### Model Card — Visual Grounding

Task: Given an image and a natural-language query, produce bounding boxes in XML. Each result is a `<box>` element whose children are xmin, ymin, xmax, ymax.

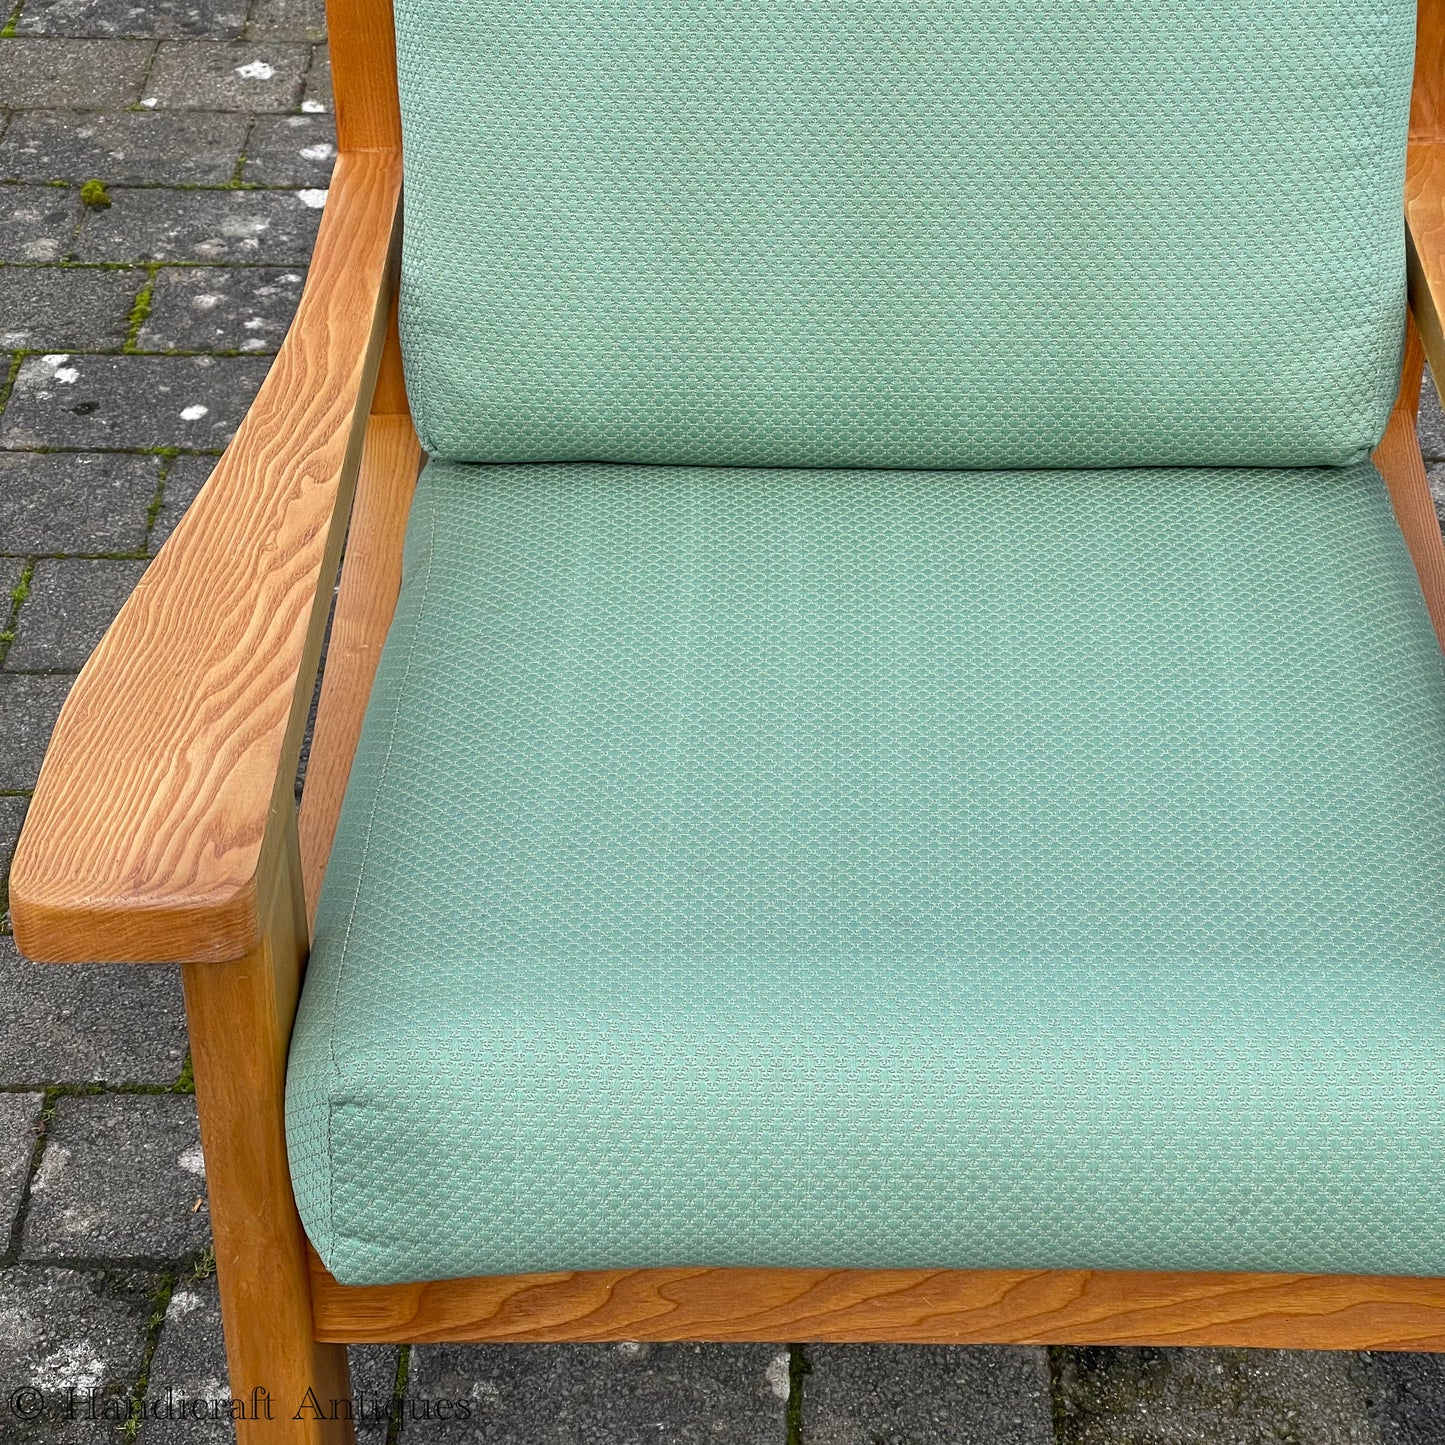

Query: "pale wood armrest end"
<box><xmin>10</xmin><ymin>149</ymin><xmax>403</xmax><ymax>965</ymax></box>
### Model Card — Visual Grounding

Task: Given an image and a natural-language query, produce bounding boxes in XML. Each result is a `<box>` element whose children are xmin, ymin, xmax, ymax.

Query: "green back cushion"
<box><xmin>395</xmin><ymin>0</ymin><xmax>1412</xmax><ymax>470</ymax></box>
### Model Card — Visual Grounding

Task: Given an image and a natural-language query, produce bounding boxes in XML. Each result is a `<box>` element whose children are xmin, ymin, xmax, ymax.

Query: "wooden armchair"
<box><xmin>13</xmin><ymin>0</ymin><xmax>1445</xmax><ymax>1438</ymax></box>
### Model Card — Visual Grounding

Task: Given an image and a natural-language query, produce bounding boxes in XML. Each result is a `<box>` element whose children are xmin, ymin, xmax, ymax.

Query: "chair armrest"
<box><xmin>9</xmin><ymin>149</ymin><xmax>403</xmax><ymax>965</ymax></box>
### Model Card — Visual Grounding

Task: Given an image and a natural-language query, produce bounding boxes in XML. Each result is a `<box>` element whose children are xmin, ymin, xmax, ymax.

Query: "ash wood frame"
<box><xmin>10</xmin><ymin>0</ymin><xmax>1445</xmax><ymax>1436</ymax></box>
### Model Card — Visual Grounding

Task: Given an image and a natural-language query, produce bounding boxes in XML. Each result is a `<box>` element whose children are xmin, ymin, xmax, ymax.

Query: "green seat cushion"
<box><xmin>395</xmin><ymin>0</ymin><xmax>1411</xmax><ymax>470</ymax></box>
<box><xmin>288</xmin><ymin>458</ymin><xmax>1445</xmax><ymax>1285</ymax></box>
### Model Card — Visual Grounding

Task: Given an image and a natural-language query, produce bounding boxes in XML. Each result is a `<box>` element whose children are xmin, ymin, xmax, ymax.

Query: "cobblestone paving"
<box><xmin>5</xmin><ymin>11</ymin><xmax>1445</xmax><ymax>1444</ymax></box>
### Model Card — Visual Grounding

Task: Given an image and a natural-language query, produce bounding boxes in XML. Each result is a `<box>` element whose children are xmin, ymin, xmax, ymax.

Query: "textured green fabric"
<box><xmin>288</xmin><ymin>457</ymin><xmax>1445</xmax><ymax>1286</ymax></box>
<box><xmin>394</xmin><ymin>0</ymin><xmax>1411</xmax><ymax>470</ymax></box>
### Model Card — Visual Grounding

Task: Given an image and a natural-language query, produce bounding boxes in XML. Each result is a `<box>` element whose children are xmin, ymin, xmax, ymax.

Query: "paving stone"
<box><xmin>0</xmin><ymin>937</ymin><xmax>187</xmax><ymax>1086</ymax></box>
<box><xmin>1366</xmin><ymin>1351</ymin><xmax>1445</xmax><ymax>1443</ymax></box>
<box><xmin>302</xmin><ymin>47</ymin><xmax>331</xmax><ymax>113</ymax></box>
<box><xmin>406</xmin><ymin>1343</ymin><xmax>787</xmax><ymax>1444</ymax></box>
<box><xmin>1052</xmin><ymin>1346</ymin><xmax>1381</xmax><ymax>1445</ymax></box>
<box><xmin>0</xmin><ymin>674</ymin><xmax>72</xmax><ymax>790</ymax></box>
<box><xmin>6</xmin><ymin>559</ymin><xmax>148</xmax><ymax>671</ymax></box>
<box><xmin>347</xmin><ymin>1345</ymin><xmax>400</xmax><ymax>1445</ymax></box>
<box><xmin>149</xmin><ymin>453</ymin><xmax>214</xmax><ymax>551</ymax></box>
<box><xmin>21</xmin><ymin>1093</ymin><xmax>208</xmax><ymax>1263</ymax></box>
<box><xmin>245</xmin><ymin>0</ymin><xmax>327</xmax><ymax>44</ymax></box>
<box><xmin>73</xmin><ymin>186</ymin><xmax>324</xmax><ymax>263</ymax></box>
<box><xmin>804</xmin><ymin>1345</ymin><xmax>1055</xmax><ymax>1445</ymax></box>
<box><xmin>0</xmin><ymin>353</ymin><xmax>270</xmax><ymax>452</ymax></box>
<box><xmin>0</xmin><ymin>1092</ymin><xmax>43</xmax><ymax>1247</ymax></box>
<box><xmin>0</xmin><ymin>39</ymin><xmax>154</xmax><ymax>109</ymax></box>
<box><xmin>138</xmin><ymin>265</ymin><xmax>304</xmax><ymax>353</ymax></box>
<box><xmin>140</xmin><ymin>1272</ymin><xmax>398</xmax><ymax>1445</ymax></box>
<box><xmin>0</xmin><ymin>187</ymin><xmax>83</xmax><ymax>264</ymax></box>
<box><xmin>138</xmin><ymin>1273</ymin><xmax>230</xmax><ymax>1445</ymax></box>
<box><xmin>1420</xmin><ymin>369</ymin><xmax>1445</xmax><ymax>463</ymax></box>
<box><xmin>241</xmin><ymin>113</ymin><xmax>335</xmax><ymax>186</ymax></box>
<box><xmin>0</xmin><ymin>266</ymin><xmax>145</xmax><ymax>352</ymax></box>
<box><xmin>0</xmin><ymin>110</ymin><xmax>248</xmax><ymax>185</ymax></box>
<box><xmin>15</xmin><ymin>0</ymin><xmax>246</xmax><ymax>39</ymax></box>
<box><xmin>0</xmin><ymin>557</ymin><xmax>24</xmax><ymax>607</ymax></box>
<box><xmin>143</xmin><ymin>41</ymin><xmax>309</xmax><ymax>111</ymax></box>
<box><xmin>0</xmin><ymin>1266</ymin><xmax>158</xmax><ymax>1442</ymax></box>
<box><xmin>0</xmin><ymin>452</ymin><xmax>158</xmax><ymax>555</ymax></box>
<box><xmin>0</xmin><ymin>794</ymin><xmax>29</xmax><ymax>926</ymax></box>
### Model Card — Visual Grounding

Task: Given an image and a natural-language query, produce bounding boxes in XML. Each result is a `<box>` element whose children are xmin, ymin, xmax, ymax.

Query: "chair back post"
<box><xmin>292</xmin><ymin>0</ymin><xmax>421</xmax><ymax>914</ymax></box>
<box><xmin>325</xmin><ymin>0</ymin><xmax>402</xmax><ymax>153</ymax></box>
<box><xmin>1415</xmin><ymin>0</ymin><xmax>1445</xmax><ymax>142</ymax></box>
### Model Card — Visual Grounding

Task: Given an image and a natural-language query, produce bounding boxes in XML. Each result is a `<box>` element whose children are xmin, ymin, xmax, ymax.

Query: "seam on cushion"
<box><xmin>321</xmin><ymin>474</ymin><xmax>440</xmax><ymax>1269</ymax></box>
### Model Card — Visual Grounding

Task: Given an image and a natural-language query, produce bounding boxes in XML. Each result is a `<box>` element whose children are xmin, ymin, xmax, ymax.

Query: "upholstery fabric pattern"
<box><xmin>394</xmin><ymin>0</ymin><xmax>1412</xmax><ymax>470</ymax></box>
<box><xmin>288</xmin><ymin>458</ymin><xmax>1445</xmax><ymax>1285</ymax></box>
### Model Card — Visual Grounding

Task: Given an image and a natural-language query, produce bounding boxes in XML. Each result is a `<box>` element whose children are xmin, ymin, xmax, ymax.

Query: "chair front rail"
<box><xmin>309</xmin><ymin>1254</ymin><xmax>1445</xmax><ymax>1353</ymax></box>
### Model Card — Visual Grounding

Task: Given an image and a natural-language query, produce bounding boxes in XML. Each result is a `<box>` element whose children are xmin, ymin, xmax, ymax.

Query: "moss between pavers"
<box><xmin>122</xmin><ymin>266</ymin><xmax>155</xmax><ymax>351</ymax></box>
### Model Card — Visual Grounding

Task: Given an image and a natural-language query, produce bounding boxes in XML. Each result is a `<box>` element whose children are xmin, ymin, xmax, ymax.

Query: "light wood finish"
<box><xmin>369</xmin><ymin>297</ymin><xmax>410</xmax><ymax>418</ymax></box>
<box><xmin>186</xmin><ymin>817</ymin><xmax>354</xmax><ymax>1443</ymax></box>
<box><xmin>1408</xmin><ymin>140</ymin><xmax>1445</xmax><ymax>390</ymax></box>
<box><xmin>297</xmin><ymin>407</ymin><xmax>423</xmax><ymax>925</ymax></box>
<box><xmin>310</xmin><ymin>1257</ymin><xmax>1445</xmax><ymax>1353</ymax></box>
<box><xmin>325</xmin><ymin>0</ymin><xmax>402</xmax><ymax>152</ymax></box>
<box><xmin>1374</xmin><ymin>312</ymin><xmax>1445</xmax><ymax>646</ymax></box>
<box><xmin>8</xmin><ymin>150</ymin><xmax>402</xmax><ymax>965</ymax></box>
<box><xmin>13</xmin><ymin>0</ymin><xmax>1445</xmax><ymax>1376</ymax></box>
<box><xmin>1413</xmin><ymin>0</ymin><xmax>1445</xmax><ymax>142</ymax></box>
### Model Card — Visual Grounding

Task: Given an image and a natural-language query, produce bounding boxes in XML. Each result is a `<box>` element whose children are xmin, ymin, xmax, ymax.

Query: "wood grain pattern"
<box><xmin>325</xmin><ymin>0</ymin><xmax>401</xmax><ymax>152</ymax></box>
<box><xmin>1413</xmin><ymin>0</ymin><xmax>1445</xmax><ymax>142</ymax></box>
<box><xmin>19</xmin><ymin>0</ymin><xmax>1445</xmax><ymax>1375</ymax></box>
<box><xmin>1373</xmin><ymin>312</ymin><xmax>1445</xmax><ymax>648</ymax></box>
<box><xmin>1408</xmin><ymin>140</ymin><xmax>1445</xmax><ymax>394</ymax></box>
<box><xmin>309</xmin><ymin>1256</ymin><xmax>1445</xmax><ymax>1353</ymax></box>
<box><xmin>368</xmin><ymin>297</ymin><xmax>410</xmax><ymax>418</ymax></box>
<box><xmin>187</xmin><ymin>818</ymin><xmax>354</xmax><ymax>1444</ymax></box>
<box><xmin>9</xmin><ymin>150</ymin><xmax>401</xmax><ymax>965</ymax></box>
<box><xmin>298</xmin><ymin>407</ymin><xmax>422</xmax><ymax>925</ymax></box>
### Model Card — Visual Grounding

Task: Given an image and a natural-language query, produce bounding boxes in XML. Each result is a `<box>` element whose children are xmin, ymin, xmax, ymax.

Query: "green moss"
<box><xmin>784</xmin><ymin>1346</ymin><xmax>809</xmax><ymax>1445</ymax></box>
<box><xmin>120</xmin><ymin>1273</ymin><xmax>178</xmax><ymax>1442</ymax></box>
<box><xmin>0</xmin><ymin>560</ymin><xmax>33</xmax><ymax>669</ymax></box>
<box><xmin>79</xmin><ymin>178</ymin><xmax>112</xmax><ymax>209</ymax></box>
<box><xmin>384</xmin><ymin>1346</ymin><xmax>411</xmax><ymax>1445</ymax></box>
<box><xmin>123</xmin><ymin>269</ymin><xmax>156</xmax><ymax>353</ymax></box>
<box><xmin>1048</xmin><ymin>1347</ymin><xmax>1073</xmax><ymax>1443</ymax></box>
<box><xmin>0</xmin><ymin>352</ymin><xmax>22</xmax><ymax>417</ymax></box>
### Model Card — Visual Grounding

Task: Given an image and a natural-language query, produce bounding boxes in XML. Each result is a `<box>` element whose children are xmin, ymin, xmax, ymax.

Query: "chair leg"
<box><xmin>181</xmin><ymin>811</ymin><xmax>355</xmax><ymax>1444</ymax></box>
